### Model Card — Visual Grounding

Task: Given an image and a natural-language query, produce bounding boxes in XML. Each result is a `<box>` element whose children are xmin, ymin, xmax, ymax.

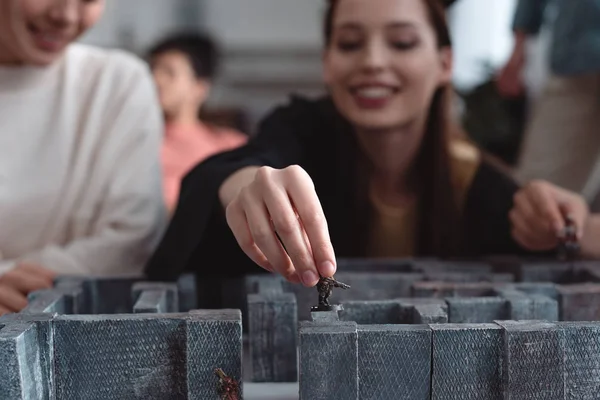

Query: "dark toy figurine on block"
<box><xmin>559</xmin><ymin>215</ymin><xmax>581</xmax><ymax>261</ymax></box>
<box><xmin>311</xmin><ymin>276</ymin><xmax>351</xmax><ymax>311</ymax></box>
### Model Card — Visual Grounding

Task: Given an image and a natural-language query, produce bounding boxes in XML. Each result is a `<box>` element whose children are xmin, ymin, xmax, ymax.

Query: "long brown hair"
<box><xmin>324</xmin><ymin>0</ymin><xmax>463</xmax><ymax>258</ymax></box>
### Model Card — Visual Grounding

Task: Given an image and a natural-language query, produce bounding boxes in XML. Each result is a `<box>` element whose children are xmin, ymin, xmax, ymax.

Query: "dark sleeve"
<box><xmin>463</xmin><ymin>161</ymin><xmax>553</xmax><ymax>257</ymax></box>
<box><xmin>145</xmin><ymin>96</ymin><xmax>328</xmax><ymax>281</ymax></box>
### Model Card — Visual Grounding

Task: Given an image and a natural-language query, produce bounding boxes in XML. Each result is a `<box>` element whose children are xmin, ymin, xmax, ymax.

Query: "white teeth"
<box><xmin>356</xmin><ymin>87</ymin><xmax>394</xmax><ymax>99</ymax></box>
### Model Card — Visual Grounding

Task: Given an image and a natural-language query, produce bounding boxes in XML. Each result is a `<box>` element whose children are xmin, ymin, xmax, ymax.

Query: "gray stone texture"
<box><xmin>398</xmin><ymin>298</ymin><xmax>449</xmax><ymax>324</ymax></box>
<box><xmin>446</xmin><ymin>297</ymin><xmax>509</xmax><ymax>323</ymax></box>
<box><xmin>0</xmin><ymin>313</ymin><xmax>57</xmax><ymax>399</ymax></box>
<box><xmin>0</xmin><ymin>322</ymin><xmax>47</xmax><ymax>400</ymax></box>
<box><xmin>339</xmin><ymin>298</ymin><xmax>448</xmax><ymax>324</ymax></box>
<box><xmin>497</xmin><ymin>321</ymin><xmax>565</xmax><ymax>400</ymax></box>
<box><xmin>299</xmin><ymin>321</ymin><xmax>358</xmax><ymax>400</ymax></box>
<box><xmin>52</xmin><ymin>314</ymin><xmax>189</xmax><ymax>400</ymax></box>
<box><xmin>47</xmin><ymin>310</ymin><xmax>242</xmax><ymax>400</ymax></box>
<box><xmin>248</xmin><ymin>292</ymin><xmax>297</xmax><ymax>382</ymax></box>
<box><xmin>311</xmin><ymin>308</ymin><xmax>343</xmax><ymax>322</ymax></box>
<box><xmin>557</xmin><ymin>283</ymin><xmax>600</xmax><ymax>321</ymax></box>
<box><xmin>187</xmin><ymin>310</ymin><xmax>243</xmax><ymax>400</ymax></box>
<box><xmin>340</xmin><ymin>301</ymin><xmax>401</xmax><ymax>324</ymax></box>
<box><xmin>506</xmin><ymin>283</ymin><xmax>559</xmax><ymax>300</ymax></box>
<box><xmin>24</xmin><ymin>289</ymin><xmax>71</xmax><ymax>314</ymax></box>
<box><xmin>133</xmin><ymin>289</ymin><xmax>169</xmax><ymax>314</ymax></box>
<box><xmin>55</xmin><ymin>276</ymin><xmax>143</xmax><ymax>314</ymax></box>
<box><xmin>411</xmin><ymin>304</ymin><xmax>449</xmax><ymax>324</ymax></box>
<box><xmin>494</xmin><ymin>288</ymin><xmax>559</xmax><ymax>321</ymax></box>
<box><xmin>358</xmin><ymin>325</ymin><xmax>431</xmax><ymax>400</ymax></box>
<box><xmin>431</xmin><ymin>324</ymin><xmax>503</xmax><ymax>400</ymax></box>
<box><xmin>412</xmin><ymin>282</ymin><xmax>503</xmax><ymax>298</ymax></box>
<box><xmin>423</xmin><ymin>271</ymin><xmax>514</xmax><ymax>283</ymax></box>
<box><xmin>54</xmin><ymin>277</ymin><xmax>91</xmax><ymax>314</ymax></box>
<box><xmin>560</xmin><ymin>322</ymin><xmax>600</xmax><ymax>400</ymax></box>
<box><xmin>176</xmin><ymin>273</ymin><xmax>197</xmax><ymax>312</ymax></box>
<box><xmin>132</xmin><ymin>282</ymin><xmax>179</xmax><ymax>313</ymax></box>
<box><xmin>518</xmin><ymin>262</ymin><xmax>574</xmax><ymax>282</ymax></box>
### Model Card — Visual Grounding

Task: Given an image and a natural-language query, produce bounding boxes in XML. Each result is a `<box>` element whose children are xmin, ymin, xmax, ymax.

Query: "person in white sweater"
<box><xmin>0</xmin><ymin>0</ymin><xmax>166</xmax><ymax>314</ymax></box>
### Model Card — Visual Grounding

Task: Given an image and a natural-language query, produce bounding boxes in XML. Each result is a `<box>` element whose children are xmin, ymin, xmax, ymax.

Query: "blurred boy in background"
<box><xmin>149</xmin><ymin>33</ymin><xmax>247</xmax><ymax>213</ymax></box>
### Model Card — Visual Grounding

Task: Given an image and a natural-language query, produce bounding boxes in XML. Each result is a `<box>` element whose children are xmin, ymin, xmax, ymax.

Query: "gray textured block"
<box><xmin>248</xmin><ymin>293</ymin><xmax>297</xmax><ymax>382</ymax></box>
<box><xmin>177</xmin><ymin>273</ymin><xmax>197</xmax><ymax>312</ymax></box>
<box><xmin>299</xmin><ymin>321</ymin><xmax>358</xmax><ymax>400</ymax></box>
<box><xmin>397</xmin><ymin>298</ymin><xmax>448</xmax><ymax>324</ymax></box>
<box><xmin>133</xmin><ymin>289</ymin><xmax>169</xmax><ymax>313</ymax></box>
<box><xmin>340</xmin><ymin>301</ymin><xmax>401</xmax><ymax>324</ymax></box>
<box><xmin>311</xmin><ymin>307</ymin><xmax>343</xmax><ymax>322</ymax></box>
<box><xmin>187</xmin><ymin>309</ymin><xmax>243</xmax><ymax>400</ymax></box>
<box><xmin>56</xmin><ymin>275</ymin><xmax>143</xmax><ymax>314</ymax></box>
<box><xmin>560</xmin><ymin>322</ymin><xmax>600</xmax><ymax>399</ymax></box>
<box><xmin>528</xmin><ymin>294</ymin><xmax>559</xmax><ymax>321</ymax></box>
<box><xmin>49</xmin><ymin>280</ymin><xmax>86</xmax><ymax>314</ymax></box>
<box><xmin>55</xmin><ymin>277</ymin><xmax>91</xmax><ymax>314</ymax></box>
<box><xmin>423</xmin><ymin>272</ymin><xmax>513</xmax><ymax>283</ymax></box>
<box><xmin>358</xmin><ymin>325</ymin><xmax>431</xmax><ymax>400</ymax></box>
<box><xmin>412</xmin><ymin>304</ymin><xmax>448</xmax><ymax>324</ymax></box>
<box><xmin>519</xmin><ymin>262</ymin><xmax>573</xmax><ymax>282</ymax></box>
<box><xmin>412</xmin><ymin>282</ymin><xmax>503</xmax><ymax>298</ymax></box>
<box><xmin>558</xmin><ymin>284</ymin><xmax>600</xmax><ymax>321</ymax></box>
<box><xmin>132</xmin><ymin>282</ymin><xmax>179</xmax><ymax>313</ymax></box>
<box><xmin>0</xmin><ymin>313</ymin><xmax>57</xmax><ymax>398</ymax></box>
<box><xmin>431</xmin><ymin>324</ymin><xmax>503</xmax><ymax>400</ymax></box>
<box><xmin>88</xmin><ymin>276</ymin><xmax>143</xmax><ymax>314</ymax></box>
<box><xmin>23</xmin><ymin>289</ymin><xmax>70</xmax><ymax>314</ymax></box>
<box><xmin>254</xmin><ymin>277</ymin><xmax>284</xmax><ymax>294</ymax></box>
<box><xmin>412</xmin><ymin>261</ymin><xmax>493</xmax><ymax>275</ymax></box>
<box><xmin>53</xmin><ymin>314</ymin><xmax>189</xmax><ymax>400</ymax></box>
<box><xmin>497</xmin><ymin>321</ymin><xmax>565</xmax><ymax>400</ymax></box>
<box><xmin>494</xmin><ymin>289</ymin><xmax>558</xmax><ymax>321</ymax></box>
<box><xmin>0</xmin><ymin>322</ymin><xmax>47</xmax><ymax>400</ymax></box>
<box><xmin>506</xmin><ymin>283</ymin><xmax>558</xmax><ymax>300</ymax></box>
<box><xmin>446</xmin><ymin>297</ymin><xmax>508</xmax><ymax>323</ymax></box>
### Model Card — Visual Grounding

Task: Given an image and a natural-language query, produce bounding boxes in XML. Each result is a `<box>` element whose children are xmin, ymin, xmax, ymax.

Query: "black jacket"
<box><xmin>146</xmin><ymin>96</ymin><xmax>534</xmax><ymax>285</ymax></box>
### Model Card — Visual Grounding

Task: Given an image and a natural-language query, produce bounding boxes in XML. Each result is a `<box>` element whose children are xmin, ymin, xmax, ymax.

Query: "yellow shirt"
<box><xmin>366</xmin><ymin>139</ymin><xmax>481</xmax><ymax>258</ymax></box>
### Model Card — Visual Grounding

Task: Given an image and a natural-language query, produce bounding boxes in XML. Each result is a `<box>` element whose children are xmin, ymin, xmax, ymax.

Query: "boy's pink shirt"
<box><xmin>162</xmin><ymin>122</ymin><xmax>247</xmax><ymax>210</ymax></box>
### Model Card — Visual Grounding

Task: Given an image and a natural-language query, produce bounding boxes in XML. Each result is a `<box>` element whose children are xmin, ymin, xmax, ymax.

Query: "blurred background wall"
<box><xmin>79</xmin><ymin>0</ymin><xmax>549</xmax><ymax>133</ymax></box>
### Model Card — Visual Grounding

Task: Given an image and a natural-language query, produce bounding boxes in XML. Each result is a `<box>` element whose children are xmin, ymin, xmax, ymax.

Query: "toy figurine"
<box><xmin>215</xmin><ymin>368</ymin><xmax>240</xmax><ymax>400</ymax></box>
<box><xmin>311</xmin><ymin>276</ymin><xmax>350</xmax><ymax>311</ymax></box>
<box><xmin>558</xmin><ymin>215</ymin><xmax>580</xmax><ymax>261</ymax></box>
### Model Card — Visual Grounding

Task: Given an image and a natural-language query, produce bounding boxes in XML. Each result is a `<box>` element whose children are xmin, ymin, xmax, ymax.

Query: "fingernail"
<box><xmin>319</xmin><ymin>261</ymin><xmax>336</xmax><ymax>277</ymax></box>
<box><xmin>302</xmin><ymin>270</ymin><xmax>318</xmax><ymax>287</ymax></box>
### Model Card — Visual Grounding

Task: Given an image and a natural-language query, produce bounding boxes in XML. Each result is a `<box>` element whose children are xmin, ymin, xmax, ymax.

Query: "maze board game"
<box><xmin>3</xmin><ymin>258</ymin><xmax>600</xmax><ymax>399</ymax></box>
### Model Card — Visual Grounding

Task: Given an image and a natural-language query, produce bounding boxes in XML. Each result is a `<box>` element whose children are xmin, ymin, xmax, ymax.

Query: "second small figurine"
<box><xmin>311</xmin><ymin>276</ymin><xmax>351</xmax><ymax>312</ymax></box>
<box><xmin>558</xmin><ymin>215</ymin><xmax>580</xmax><ymax>261</ymax></box>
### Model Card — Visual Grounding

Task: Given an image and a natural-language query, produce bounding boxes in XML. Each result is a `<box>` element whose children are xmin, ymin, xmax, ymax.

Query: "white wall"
<box><xmin>448</xmin><ymin>0</ymin><xmax>518</xmax><ymax>92</ymax></box>
<box><xmin>203</xmin><ymin>0</ymin><xmax>323</xmax><ymax>48</ymax></box>
<box><xmin>80</xmin><ymin>0</ymin><xmax>200</xmax><ymax>52</ymax></box>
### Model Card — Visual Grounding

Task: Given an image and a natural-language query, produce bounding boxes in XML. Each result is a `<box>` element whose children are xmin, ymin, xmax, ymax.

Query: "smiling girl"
<box><xmin>0</xmin><ymin>0</ymin><xmax>166</xmax><ymax>314</ymax></box>
<box><xmin>147</xmin><ymin>0</ymin><xmax>598</xmax><ymax>302</ymax></box>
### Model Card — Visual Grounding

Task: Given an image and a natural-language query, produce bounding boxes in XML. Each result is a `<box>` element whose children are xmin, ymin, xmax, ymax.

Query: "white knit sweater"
<box><xmin>0</xmin><ymin>43</ymin><xmax>166</xmax><ymax>277</ymax></box>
